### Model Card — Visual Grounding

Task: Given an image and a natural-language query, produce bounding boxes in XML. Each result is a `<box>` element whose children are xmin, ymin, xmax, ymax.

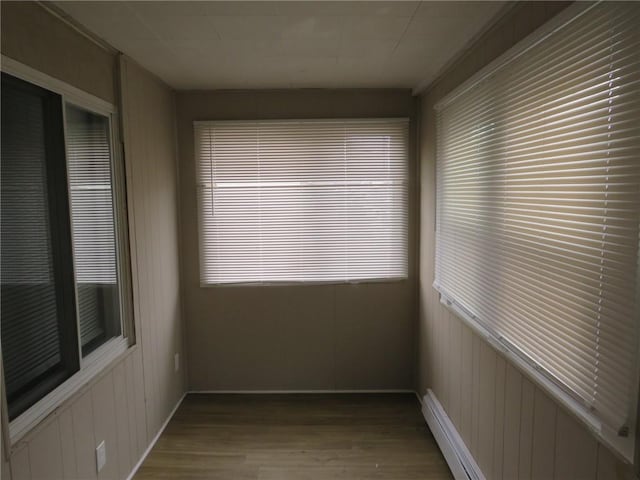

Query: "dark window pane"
<box><xmin>1</xmin><ymin>73</ymin><xmax>79</xmax><ymax>420</ymax></box>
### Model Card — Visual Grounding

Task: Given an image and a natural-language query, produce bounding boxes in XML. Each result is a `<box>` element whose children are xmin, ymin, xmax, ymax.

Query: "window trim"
<box><xmin>0</xmin><ymin>56</ymin><xmax>134</xmax><ymax>446</ymax></box>
<box><xmin>7</xmin><ymin>338</ymin><xmax>127</xmax><ymax>444</ymax></box>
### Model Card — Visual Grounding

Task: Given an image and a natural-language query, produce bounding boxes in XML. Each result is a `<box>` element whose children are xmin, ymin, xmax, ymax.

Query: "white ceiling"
<box><xmin>55</xmin><ymin>1</ymin><xmax>505</xmax><ymax>91</ymax></box>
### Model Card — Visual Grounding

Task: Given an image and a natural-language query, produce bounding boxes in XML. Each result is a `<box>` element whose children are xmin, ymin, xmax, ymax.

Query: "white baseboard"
<box><xmin>126</xmin><ymin>392</ymin><xmax>186</xmax><ymax>480</ymax></box>
<box><xmin>421</xmin><ymin>389</ymin><xmax>485</xmax><ymax>480</ymax></box>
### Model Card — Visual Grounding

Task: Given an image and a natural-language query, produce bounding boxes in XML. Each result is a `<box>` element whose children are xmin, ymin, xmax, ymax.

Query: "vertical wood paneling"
<box><xmin>531</xmin><ymin>389</ymin><xmax>557</xmax><ymax>480</ymax></box>
<box><xmin>431</xmin><ymin>295</ymin><xmax>443</xmax><ymax>405</ymax></box>
<box><xmin>112</xmin><ymin>362</ymin><xmax>132</xmax><ymax>478</ymax></box>
<box><xmin>72</xmin><ymin>391</ymin><xmax>97</xmax><ymax>480</ymax></box>
<box><xmin>121</xmin><ymin>56</ymin><xmax>185</xmax><ymax>449</ymax></box>
<box><xmin>10</xmin><ymin>445</ymin><xmax>30</xmax><ymax>480</ymax></box>
<box><xmin>0</xmin><ymin>454</ymin><xmax>11</xmax><ymax>480</ymax></box>
<box><xmin>518</xmin><ymin>379</ymin><xmax>535</xmax><ymax>480</ymax></box>
<box><xmin>118</xmin><ymin>59</ymin><xmax>147</xmax><ymax>454</ymax></box>
<box><xmin>492</xmin><ymin>356</ymin><xmax>506</xmax><ymax>480</ymax></box>
<box><xmin>58</xmin><ymin>408</ymin><xmax>77</xmax><ymax>479</ymax></box>
<box><xmin>459</xmin><ymin>323</ymin><xmax>473</xmax><ymax>442</ymax></box>
<box><xmin>596</xmin><ymin>444</ymin><xmax>634</xmax><ymax>480</ymax></box>
<box><xmin>477</xmin><ymin>342</ymin><xmax>496</xmax><ymax>479</ymax></box>
<box><xmin>28</xmin><ymin>419</ymin><xmax>63</xmax><ymax>480</ymax></box>
<box><xmin>554</xmin><ymin>408</ymin><xmax>597</xmax><ymax>480</ymax></box>
<box><xmin>426</xmin><ymin>292</ymin><xmax>437</xmax><ymax>390</ymax></box>
<box><xmin>440</xmin><ymin>311</ymin><xmax>451</xmax><ymax>411</ymax></box>
<box><xmin>2</xmin><ymin>458</ymin><xmax>12</xmax><ymax>480</ymax></box>
<box><xmin>145</xmin><ymin>117</ymin><xmax>161</xmax><ymax>433</ymax></box>
<box><xmin>420</xmin><ymin>291</ymin><xmax>433</xmax><ymax>395</ymax></box>
<box><xmin>470</xmin><ymin>334</ymin><xmax>481</xmax><ymax>458</ymax></box>
<box><xmin>502</xmin><ymin>363</ymin><xmax>522</xmax><ymax>479</ymax></box>
<box><xmin>92</xmin><ymin>374</ymin><xmax>120</xmax><ymax>480</ymax></box>
<box><xmin>124</xmin><ymin>354</ymin><xmax>140</xmax><ymax>461</ymax></box>
<box><xmin>132</xmin><ymin>348</ymin><xmax>148</xmax><ymax>455</ymax></box>
<box><xmin>448</xmin><ymin>314</ymin><xmax>462</xmax><ymax>430</ymax></box>
<box><xmin>130</xmin><ymin>69</ymin><xmax>159</xmax><ymax>441</ymax></box>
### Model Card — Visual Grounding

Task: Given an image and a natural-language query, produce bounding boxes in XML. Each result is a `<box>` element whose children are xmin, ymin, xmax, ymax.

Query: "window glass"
<box><xmin>195</xmin><ymin>119</ymin><xmax>409</xmax><ymax>284</ymax></box>
<box><xmin>0</xmin><ymin>72</ymin><xmax>127</xmax><ymax>423</ymax></box>
<box><xmin>1</xmin><ymin>73</ymin><xmax>79</xmax><ymax>420</ymax></box>
<box><xmin>65</xmin><ymin>104</ymin><xmax>121</xmax><ymax>356</ymax></box>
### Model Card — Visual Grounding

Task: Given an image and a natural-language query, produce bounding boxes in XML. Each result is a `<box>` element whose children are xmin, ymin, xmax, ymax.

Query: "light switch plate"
<box><xmin>174</xmin><ymin>353</ymin><xmax>180</xmax><ymax>372</ymax></box>
<box><xmin>96</xmin><ymin>440</ymin><xmax>106</xmax><ymax>472</ymax></box>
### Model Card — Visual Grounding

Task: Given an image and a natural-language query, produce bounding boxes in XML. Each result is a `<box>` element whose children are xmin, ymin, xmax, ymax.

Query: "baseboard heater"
<box><xmin>421</xmin><ymin>389</ymin><xmax>485</xmax><ymax>480</ymax></box>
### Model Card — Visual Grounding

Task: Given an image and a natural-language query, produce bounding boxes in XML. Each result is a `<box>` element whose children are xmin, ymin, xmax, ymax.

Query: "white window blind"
<box><xmin>1</xmin><ymin>81</ymin><xmax>63</xmax><ymax>411</ymax></box>
<box><xmin>434</xmin><ymin>2</ymin><xmax>640</xmax><ymax>460</ymax></box>
<box><xmin>66</xmin><ymin>104</ymin><xmax>117</xmax><ymax>285</ymax></box>
<box><xmin>195</xmin><ymin>118</ymin><xmax>409</xmax><ymax>284</ymax></box>
<box><xmin>66</xmin><ymin>104</ymin><xmax>121</xmax><ymax>353</ymax></box>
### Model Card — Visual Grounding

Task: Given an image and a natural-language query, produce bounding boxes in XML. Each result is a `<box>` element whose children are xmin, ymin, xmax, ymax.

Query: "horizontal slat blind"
<box><xmin>195</xmin><ymin>118</ymin><xmax>408</xmax><ymax>284</ymax></box>
<box><xmin>66</xmin><ymin>105</ymin><xmax>117</xmax><ymax>284</ymax></box>
<box><xmin>435</xmin><ymin>2</ymin><xmax>640</xmax><ymax>455</ymax></box>
<box><xmin>66</xmin><ymin>104</ymin><xmax>119</xmax><ymax>349</ymax></box>
<box><xmin>0</xmin><ymin>81</ymin><xmax>63</xmax><ymax>403</ymax></box>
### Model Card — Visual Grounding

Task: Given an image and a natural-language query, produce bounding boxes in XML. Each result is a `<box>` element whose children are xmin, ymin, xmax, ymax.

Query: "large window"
<box><xmin>434</xmin><ymin>3</ymin><xmax>640</xmax><ymax>461</ymax></box>
<box><xmin>66</xmin><ymin>104</ymin><xmax>122</xmax><ymax>356</ymax></box>
<box><xmin>195</xmin><ymin>118</ymin><xmax>409</xmax><ymax>285</ymax></box>
<box><xmin>1</xmin><ymin>70</ymin><xmax>129</xmax><ymax>434</ymax></box>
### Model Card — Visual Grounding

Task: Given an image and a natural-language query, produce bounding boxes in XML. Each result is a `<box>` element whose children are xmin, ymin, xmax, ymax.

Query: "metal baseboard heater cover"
<box><xmin>421</xmin><ymin>389</ymin><xmax>485</xmax><ymax>480</ymax></box>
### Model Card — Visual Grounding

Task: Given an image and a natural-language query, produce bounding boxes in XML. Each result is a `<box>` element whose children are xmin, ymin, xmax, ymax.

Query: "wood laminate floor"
<box><xmin>135</xmin><ymin>393</ymin><xmax>454</xmax><ymax>479</ymax></box>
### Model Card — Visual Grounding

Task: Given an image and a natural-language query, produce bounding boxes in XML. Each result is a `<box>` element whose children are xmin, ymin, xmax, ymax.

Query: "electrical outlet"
<box><xmin>96</xmin><ymin>441</ymin><xmax>106</xmax><ymax>472</ymax></box>
<box><xmin>174</xmin><ymin>353</ymin><xmax>180</xmax><ymax>372</ymax></box>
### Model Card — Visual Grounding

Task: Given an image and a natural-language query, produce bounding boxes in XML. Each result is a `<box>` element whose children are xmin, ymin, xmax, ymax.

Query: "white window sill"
<box><xmin>433</xmin><ymin>281</ymin><xmax>636</xmax><ymax>464</ymax></box>
<box><xmin>9</xmin><ymin>336</ymin><xmax>128</xmax><ymax>445</ymax></box>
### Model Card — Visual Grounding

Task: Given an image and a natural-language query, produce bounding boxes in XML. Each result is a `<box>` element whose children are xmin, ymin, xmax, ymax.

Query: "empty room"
<box><xmin>0</xmin><ymin>1</ymin><xmax>638</xmax><ymax>479</ymax></box>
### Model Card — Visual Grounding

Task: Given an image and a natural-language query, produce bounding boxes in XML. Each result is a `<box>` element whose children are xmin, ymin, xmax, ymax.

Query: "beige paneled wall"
<box><xmin>119</xmin><ymin>57</ymin><xmax>186</xmax><ymax>440</ymax></box>
<box><xmin>0</xmin><ymin>2</ymin><xmax>116</xmax><ymax>104</ymax></box>
<box><xmin>176</xmin><ymin>90</ymin><xmax>418</xmax><ymax>391</ymax></box>
<box><xmin>4</xmin><ymin>347</ymin><xmax>148</xmax><ymax>480</ymax></box>
<box><xmin>418</xmin><ymin>2</ymin><xmax>633</xmax><ymax>479</ymax></box>
<box><xmin>1</xmin><ymin>3</ymin><xmax>185</xmax><ymax>479</ymax></box>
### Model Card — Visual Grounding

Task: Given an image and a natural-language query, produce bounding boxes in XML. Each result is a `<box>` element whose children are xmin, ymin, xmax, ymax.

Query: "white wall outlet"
<box><xmin>96</xmin><ymin>440</ymin><xmax>106</xmax><ymax>472</ymax></box>
<box><xmin>174</xmin><ymin>352</ymin><xmax>180</xmax><ymax>372</ymax></box>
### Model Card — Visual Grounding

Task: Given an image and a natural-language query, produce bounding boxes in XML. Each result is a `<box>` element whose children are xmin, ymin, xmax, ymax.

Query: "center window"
<box><xmin>194</xmin><ymin>118</ymin><xmax>409</xmax><ymax>285</ymax></box>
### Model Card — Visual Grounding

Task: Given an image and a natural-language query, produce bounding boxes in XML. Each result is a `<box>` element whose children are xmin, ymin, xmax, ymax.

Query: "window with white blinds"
<box><xmin>66</xmin><ymin>104</ymin><xmax>121</xmax><ymax>355</ymax></box>
<box><xmin>0</xmin><ymin>68</ymin><xmax>129</xmax><ymax>430</ymax></box>
<box><xmin>434</xmin><ymin>2</ymin><xmax>640</xmax><ymax>460</ymax></box>
<box><xmin>0</xmin><ymin>76</ymin><xmax>73</xmax><ymax>421</ymax></box>
<box><xmin>195</xmin><ymin>118</ymin><xmax>409</xmax><ymax>284</ymax></box>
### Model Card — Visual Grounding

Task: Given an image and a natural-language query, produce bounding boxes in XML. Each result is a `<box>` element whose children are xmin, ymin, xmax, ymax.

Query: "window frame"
<box><xmin>194</xmin><ymin>117</ymin><xmax>410</xmax><ymax>287</ymax></box>
<box><xmin>0</xmin><ymin>55</ymin><xmax>134</xmax><ymax>445</ymax></box>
